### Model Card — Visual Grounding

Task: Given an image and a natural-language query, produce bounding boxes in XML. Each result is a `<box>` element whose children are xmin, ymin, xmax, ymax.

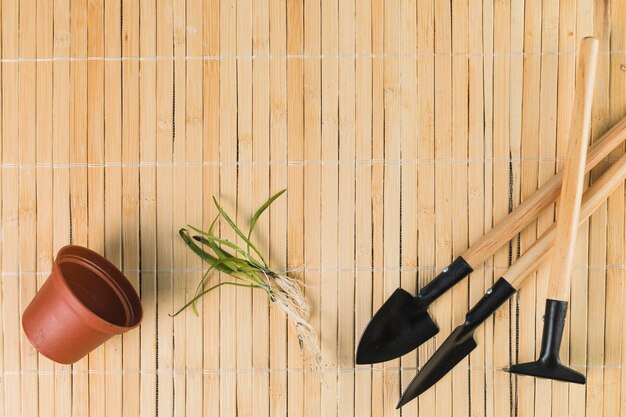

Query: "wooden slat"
<box><xmin>354</xmin><ymin>0</ymin><xmax>373</xmax><ymax>412</ymax></box>
<box><xmin>451</xmin><ymin>0</ymin><xmax>469</xmax><ymax>414</ymax></box>
<box><xmin>400</xmin><ymin>0</ymin><xmax>418</xmax><ymax>413</ymax></box>
<box><xmin>468</xmin><ymin>0</ymin><xmax>486</xmax><ymax>415</ymax></box>
<box><xmin>218</xmin><ymin>0</ymin><xmax>238</xmax><ymax>415</ymax></box>
<box><xmin>517</xmin><ymin>0</ymin><xmax>542</xmax><ymax>415</ymax></box>
<box><xmin>104</xmin><ymin>1</ymin><xmax>123</xmax><ymax>415</ymax></box>
<box><xmin>202</xmin><ymin>0</ymin><xmax>220</xmax><ymax>414</ymax></box>
<box><xmin>570</xmin><ymin>3</ymin><xmax>594</xmax><ymax>417</ymax></box>
<box><xmin>35</xmin><ymin>0</ymin><xmax>54</xmax><ymax>414</ymax></box>
<box><xmin>556</xmin><ymin>5</ymin><xmax>582</xmax><ymax>416</ymax></box>
<box><xmin>509</xmin><ymin>0</ymin><xmax>524</xmax><ymax>408</ymax></box>
<box><xmin>184</xmin><ymin>0</ymin><xmax>203</xmax><ymax>413</ymax></box>
<box><xmin>52</xmin><ymin>0</ymin><xmax>72</xmax><ymax>412</ymax></box>
<box><xmin>70</xmin><ymin>0</ymin><xmax>90</xmax><ymax>411</ymax></box>
<box><xmin>287</xmin><ymin>0</ymin><xmax>305</xmax><ymax>415</ymax></box>
<box><xmin>492</xmin><ymin>0</ymin><xmax>512</xmax><ymax>414</ymax></box>
<box><xmin>510</xmin><ymin>0</ymin><xmax>524</xmax><ymax>271</ymax></box>
<box><xmin>269</xmin><ymin>0</ymin><xmax>288</xmax><ymax>415</ymax></box>
<box><xmin>2</xmin><ymin>0</ymin><xmax>21</xmax><ymax>414</ymax></box>
<box><xmin>87</xmin><ymin>1</ymin><xmax>106</xmax><ymax>416</ymax></box>
<box><xmin>535</xmin><ymin>0</ymin><xmax>561</xmax><ymax>414</ymax></box>
<box><xmin>609</xmin><ymin>3</ymin><xmax>626</xmax><ymax>417</ymax></box>
<box><xmin>320</xmin><ymin>0</ymin><xmax>339</xmax><ymax>413</ymax></box>
<box><xmin>383</xmin><ymin>0</ymin><xmax>401</xmax><ymax>414</ymax></box>
<box><xmin>338</xmin><ymin>0</ymin><xmax>355</xmax><ymax>413</ymax></box>
<box><xmin>139</xmin><ymin>0</ymin><xmax>158</xmax><ymax>414</ymax></box>
<box><xmin>303</xmin><ymin>0</ymin><xmax>322</xmax><ymax>413</ymax></box>
<box><xmin>433</xmin><ymin>0</ymin><xmax>453</xmax><ymax>414</ymax></box>
<box><xmin>0</xmin><ymin>0</ymin><xmax>8</xmax><ymax>410</ymax></box>
<box><xmin>172</xmin><ymin>0</ymin><xmax>187</xmax><ymax>413</ymax></box>
<box><xmin>252</xmin><ymin>0</ymin><xmax>270</xmax><ymax>415</ymax></box>
<box><xmin>416</xmin><ymin>0</ymin><xmax>435</xmax><ymax>415</ymax></box>
<box><xmin>121</xmin><ymin>0</ymin><xmax>141</xmax><ymax>413</ymax></box>
<box><xmin>370</xmin><ymin>0</ymin><xmax>384</xmax><ymax>413</ymax></box>
<box><xmin>155</xmin><ymin>0</ymin><xmax>175</xmax><ymax>414</ymax></box>
<box><xmin>482</xmin><ymin>0</ymin><xmax>495</xmax><ymax>413</ymax></box>
<box><xmin>18</xmin><ymin>0</ymin><xmax>38</xmax><ymax>411</ymax></box>
<box><xmin>586</xmin><ymin>2</ymin><xmax>611</xmax><ymax>416</ymax></box>
<box><xmin>235</xmin><ymin>0</ymin><xmax>253</xmax><ymax>414</ymax></box>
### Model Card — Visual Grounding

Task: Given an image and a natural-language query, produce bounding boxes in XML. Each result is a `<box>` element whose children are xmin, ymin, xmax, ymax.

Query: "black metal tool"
<box><xmin>396</xmin><ymin>278</ymin><xmax>515</xmax><ymax>408</ymax></box>
<box><xmin>508</xmin><ymin>37</ymin><xmax>598</xmax><ymax>385</ymax></box>
<box><xmin>356</xmin><ymin>257</ymin><xmax>470</xmax><ymax>364</ymax></box>
<box><xmin>398</xmin><ymin>149</ymin><xmax>626</xmax><ymax>405</ymax></box>
<box><xmin>356</xmin><ymin>108</ymin><xmax>626</xmax><ymax>365</ymax></box>
<box><xmin>507</xmin><ymin>300</ymin><xmax>585</xmax><ymax>383</ymax></box>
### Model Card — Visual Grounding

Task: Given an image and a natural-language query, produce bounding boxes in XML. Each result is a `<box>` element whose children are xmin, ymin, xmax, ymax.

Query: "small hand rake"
<box><xmin>506</xmin><ymin>36</ymin><xmax>598</xmax><ymax>384</ymax></box>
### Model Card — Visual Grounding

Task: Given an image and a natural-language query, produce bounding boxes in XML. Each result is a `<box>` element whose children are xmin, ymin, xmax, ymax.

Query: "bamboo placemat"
<box><xmin>1</xmin><ymin>0</ymin><xmax>625</xmax><ymax>416</ymax></box>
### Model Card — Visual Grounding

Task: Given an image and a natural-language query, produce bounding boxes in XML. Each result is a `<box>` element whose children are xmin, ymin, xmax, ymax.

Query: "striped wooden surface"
<box><xmin>1</xmin><ymin>0</ymin><xmax>625</xmax><ymax>416</ymax></box>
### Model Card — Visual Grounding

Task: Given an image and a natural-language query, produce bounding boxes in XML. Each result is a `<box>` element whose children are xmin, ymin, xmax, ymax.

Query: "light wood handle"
<box><xmin>462</xmin><ymin>114</ymin><xmax>626</xmax><ymax>267</ymax></box>
<box><xmin>546</xmin><ymin>37</ymin><xmax>598</xmax><ymax>301</ymax></box>
<box><xmin>507</xmin><ymin>149</ymin><xmax>626</xmax><ymax>288</ymax></box>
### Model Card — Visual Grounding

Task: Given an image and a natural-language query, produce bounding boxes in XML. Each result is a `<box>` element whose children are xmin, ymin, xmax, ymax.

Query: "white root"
<box><xmin>269</xmin><ymin>273</ymin><xmax>322</xmax><ymax>369</ymax></box>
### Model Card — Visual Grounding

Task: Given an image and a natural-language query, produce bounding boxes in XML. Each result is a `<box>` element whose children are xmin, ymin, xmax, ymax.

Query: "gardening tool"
<box><xmin>357</xmin><ymin>119</ymin><xmax>626</xmax><ymax>365</ymax></box>
<box><xmin>507</xmin><ymin>37</ymin><xmax>598</xmax><ymax>384</ymax></box>
<box><xmin>398</xmin><ymin>128</ymin><xmax>626</xmax><ymax>407</ymax></box>
<box><xmin>397</xmin><ymin>37</ymin><xmax>600</xmax><ymax>407</ymax></box>
<box><xmin>354</xmin><ymin>36</ymin><xmax>618</xmax><ymax>365</ymax></box>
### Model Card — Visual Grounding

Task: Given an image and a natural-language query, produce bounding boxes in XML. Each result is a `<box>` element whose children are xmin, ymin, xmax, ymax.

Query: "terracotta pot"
<box><xmin>22</xmin><ymin>245</ymin><xmax>142</xmax><ymax>364</ymax></box>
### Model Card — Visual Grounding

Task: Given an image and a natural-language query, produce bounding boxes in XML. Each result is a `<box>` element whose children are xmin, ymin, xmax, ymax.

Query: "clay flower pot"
<box><xmin>22</xmin><ymin>245</ymin><xmax>142</xmax><ymax>364</ymax></box>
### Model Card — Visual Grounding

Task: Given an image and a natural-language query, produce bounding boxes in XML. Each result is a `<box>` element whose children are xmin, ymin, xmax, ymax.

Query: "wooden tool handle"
<box><xmin>506</xmin><ymin>149</ymin><xmax>626</xmax><ymax>289</ymax></box>
<box><xmin>462</xmin><ymin>114</ymin><xmax>626</xmax><ymax>268</ymax></box>
<box><xmin>546</xmin><ymin>37</ymin><xmax>598</xmax><ymax>301</ymax></box>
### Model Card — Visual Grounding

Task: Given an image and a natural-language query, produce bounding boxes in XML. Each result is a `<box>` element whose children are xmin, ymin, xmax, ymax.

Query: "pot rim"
<box><xmin>53</xmin><ymin>245</ymin><xmax>143</xmax><ymax>334</ymax></box>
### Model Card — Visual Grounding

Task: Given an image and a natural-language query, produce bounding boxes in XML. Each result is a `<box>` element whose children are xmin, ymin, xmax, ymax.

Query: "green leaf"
<box><xmin>247</xmin><ymin>189</ymin><xmax>286</xmax><ymax>240</ymax></box>
<box><xmin>177</xmin><ymin>191</ymin><xmax>286</xmax><ymax>318</ymax></box>
<box><xmin>189</xmin><ymin>226</ymin><xmax>265</xmax><ymax>269</ymax></box>
<box><xmin>188</xmin><ymin>257</ymin><xmax>258</xmax><ymax>314</ymax></box>
<box><xmin>208</xmin><ymin>213</ymin><xmax>220</xmax><ymax>235</ymax></box>
<box><xmin>189</xmin><ymin>226</ymin><xmax>246</xmax><ymax>255</ymax></box>
<box><xmin>179</xmin><ymin>229</ymin><xmax>234</xmax><ymax>275</ymax></box>
<box><xmin>171</xmin><ymin>281</ymin><xmax>261</xmax><ymax>317</ymax></box>
<box><xmin>192</xmin><ymin>234</ymin><xmax>238</xmax><ymax>268</ymax></box>
<box><xmin>191</xmin><ymin>268</ymin><xmax>212</xmax><ymax>315</ymax></box>
<box><xmin>192</xmin><ymin>236</ymin><xmax>264</xmax><ymax>278</ymax></box>
<box><xmin>181</xmin><ymin>228</ymin><xmax>236</xmax><ymax>313</ymax></box>
<box><xmin>194</xmin><ymin>257</ymin><xmax>231</xmax><ymax>289</ymax></box>
<box><xmin>212</xmin><ymin>197</ymin><xmax>267</xmax><ymax>266</ymax></box>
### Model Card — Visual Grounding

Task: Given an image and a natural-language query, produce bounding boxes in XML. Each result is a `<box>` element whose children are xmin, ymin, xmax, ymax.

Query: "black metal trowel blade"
<box><xmin>397</xmin><ymin>277</ymin><xmax>517</xmax><ymax>408</ymax></box>
<box><xmin>397</xmin><ymin>326</ymin><xmax>477</xmax><ymax>408</ymax></box>
<box><xmin>356</xmin><ymin>257</ymin><xmax>473</xmax><ymax>364</ymax></box>
<box><xmin>356</xmin><ymin>288</ymin><xmax>438</xmax><ymax>364</ymax></box>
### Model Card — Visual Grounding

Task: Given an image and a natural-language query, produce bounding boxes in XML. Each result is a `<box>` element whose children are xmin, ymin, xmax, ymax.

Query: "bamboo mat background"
<box><xmin>1</xmin><ymin>0</ymin><xmax>625</xmax><ymax>415</ymax></box>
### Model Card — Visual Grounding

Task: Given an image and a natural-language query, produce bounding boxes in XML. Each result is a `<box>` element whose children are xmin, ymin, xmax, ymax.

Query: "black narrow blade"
<box><xmin>397</xmin><ymin>326</ymin><xmax>477</xmax><ymax>408</ymax></box>
<box><xmin>356</xmin><ymin>288</ymin><xmax>439</xmax><ymax>364</ymax></box>
<box><xmin>508</xmin><ymin>361</ymin><xmax>586</xmax><ymax>384</ymax></box>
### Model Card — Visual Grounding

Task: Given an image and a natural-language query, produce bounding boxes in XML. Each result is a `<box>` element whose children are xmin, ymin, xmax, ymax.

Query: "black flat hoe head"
<box><xmin>507</xmin><ymin>300</ymin><xmax>586</xmax><ymax>384</ymax></box>
<box><xmin>397</xmin><ymin>278</ymin><xmax>516</xmax><ymax>408</ymax></box>
<box><xmin>356</xmin><ymin>257</ymin><xmax>473</xmax><ymax>364</ymax></box>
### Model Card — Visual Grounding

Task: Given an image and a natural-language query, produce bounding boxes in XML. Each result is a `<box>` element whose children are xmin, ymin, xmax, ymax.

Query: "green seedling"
<box><xmin>172</xmin><ymin>189</ymin><xmax>320</xmax><ymax>363</ymax></box>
